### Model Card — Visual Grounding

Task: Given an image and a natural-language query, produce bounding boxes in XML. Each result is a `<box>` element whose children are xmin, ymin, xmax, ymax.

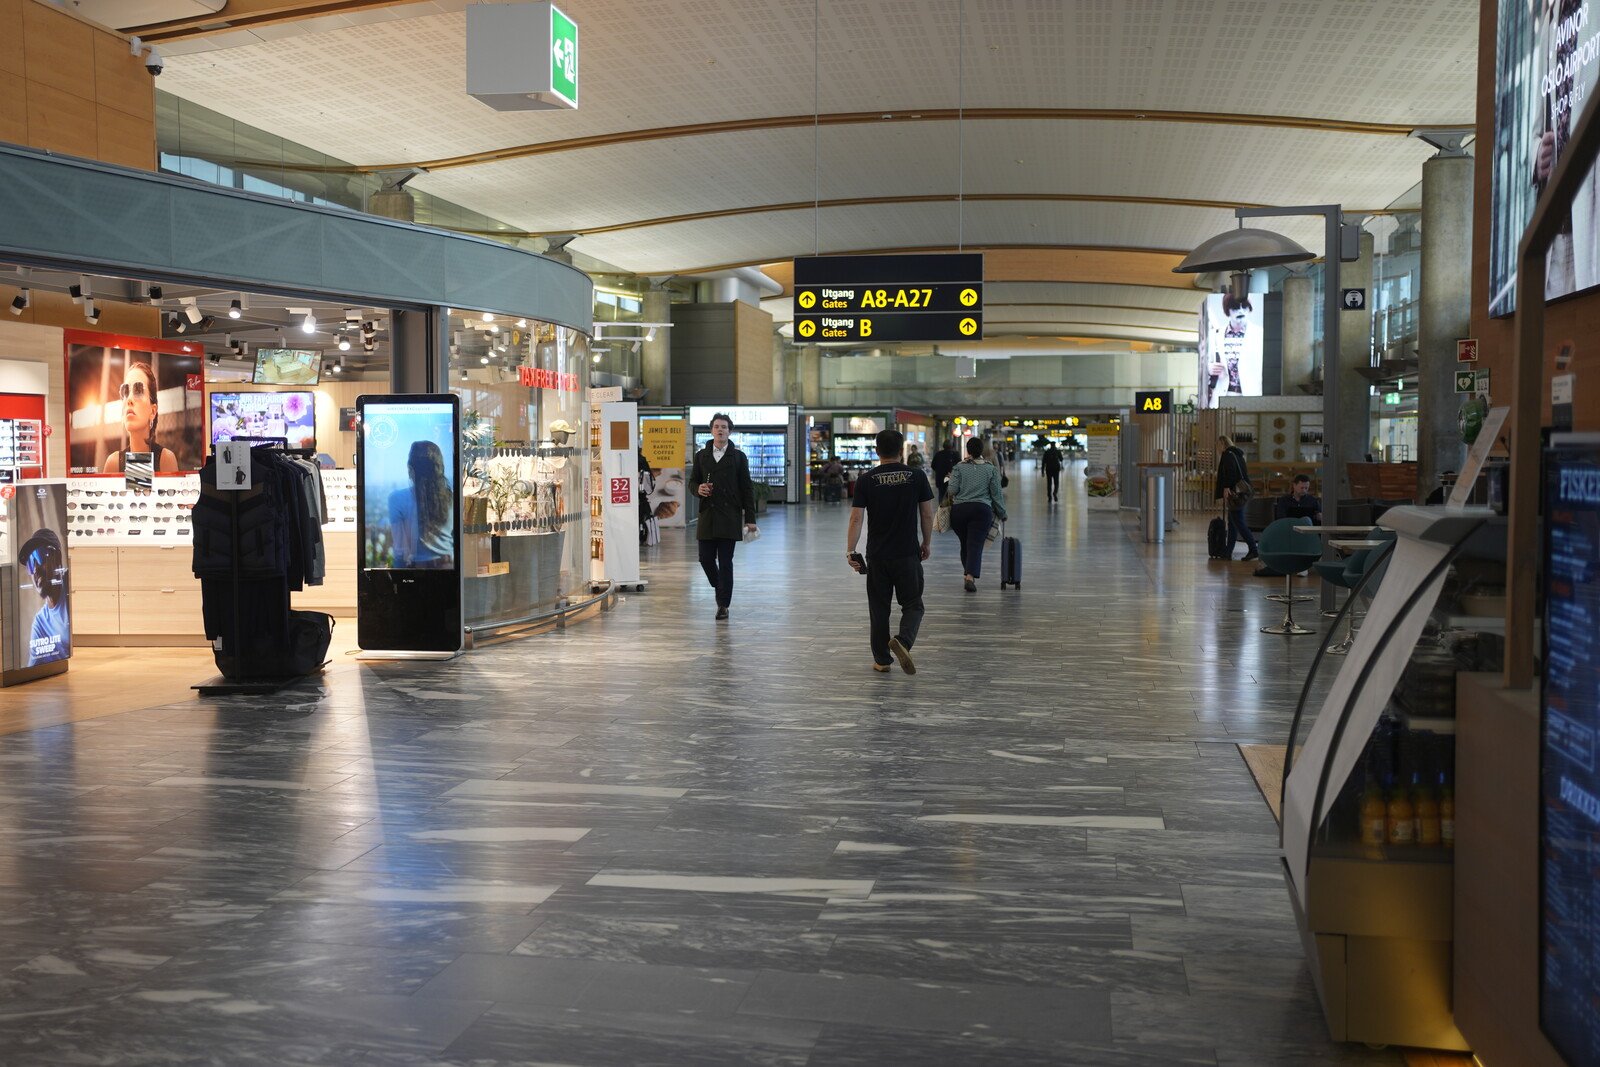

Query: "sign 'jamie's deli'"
<box><xmin>793</xmin><ymin>253</ymin><xmax>982</xmax><ymax>343</ymax></box>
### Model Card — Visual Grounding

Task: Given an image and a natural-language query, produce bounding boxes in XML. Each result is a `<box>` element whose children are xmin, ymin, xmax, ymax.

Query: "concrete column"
<box><xmin>641</xmin><ymin>287</ymin><xmax>671</xmax><ymax>405</ymax></box>
<box><xmin>799</xmin><ymin>346</ymin><xmax>822</xmax><ymax>409</ymax></box>
<box><xmin>1281</xmin><ymin>274</ymin><xmax>1314</xmax><ymax>393</ymax></box>
<box><xmin>1337</xmin><ymin>231</ymin><xmax>1375</xmax><ymax>488</ymax></box>
<box><xmin>1418</xmin><ymin>152</ymin><xmax>1473</xmax><ymax>497</ymax></box>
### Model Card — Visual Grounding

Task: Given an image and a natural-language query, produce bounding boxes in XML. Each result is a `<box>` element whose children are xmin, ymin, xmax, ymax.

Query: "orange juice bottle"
<box><xmin>1414</xmin><ymin>774</ymin><xmax>1441</xmax><ymax>847</ymax></box>
<box><xmin>1386</xmin><ymin>784</ymin><xmax>1415</xmax><ymax>848</ymax></box>
<box><xmin>1360</xmin><ymin>782</ymin><xmax>1387</xmax><ymax>849</ymax></box>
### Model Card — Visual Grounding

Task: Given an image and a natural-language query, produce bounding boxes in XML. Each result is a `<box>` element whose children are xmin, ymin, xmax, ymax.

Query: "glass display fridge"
<box><xmin>827</xmin><ymin>412</ymin><xmax>889</xmax><ymax>494</ymax></box>
<box><xmin>686</xmin><ymin>405</ymin><xmax>805</xmax><ymax>504</ymax></box>
<box><xmin>1279</xmin><ymin>505</ymin><xmax>1504</xmax><ymax>1052</ymax></box>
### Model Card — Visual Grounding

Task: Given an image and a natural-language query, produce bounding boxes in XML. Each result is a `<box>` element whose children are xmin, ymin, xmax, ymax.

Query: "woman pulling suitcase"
<box><xmin>943</xmin><ymin>437</ymin><xmax>1007</xmax><ymax>592</ymax></box>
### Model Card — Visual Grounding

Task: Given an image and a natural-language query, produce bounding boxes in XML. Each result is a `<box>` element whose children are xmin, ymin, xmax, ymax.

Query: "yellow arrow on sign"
<box><xmin>797</xmin><ymin>291</ymin><xmax>816</xmax><ymax>309</ymax></box>
<box><xmin>960</xmin><ymin>288</ymin><xmax>978</xmax><ymax>307</ymax></box>
<box><xmin>959</xmin><ymin>317</ymin><xmax>978</xmax><ymax>336</ymax></box>
<box><xmin>798</xmin><ymin>320</ymin><xmax>816</xmax><ymax>338</ymax></box>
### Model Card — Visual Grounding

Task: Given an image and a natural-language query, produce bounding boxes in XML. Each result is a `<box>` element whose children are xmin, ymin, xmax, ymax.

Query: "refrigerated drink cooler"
<box><xmin>687</xmin><ymin>405</ymin><xmax>806</xmax><ymax>504</ymax></box>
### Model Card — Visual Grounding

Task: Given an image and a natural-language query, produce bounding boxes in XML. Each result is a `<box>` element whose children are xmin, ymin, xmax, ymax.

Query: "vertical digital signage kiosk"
<box><xmin>356</xmin><ymin>394</ymin><xmax>463</xmax><ymax>655</ymax></box>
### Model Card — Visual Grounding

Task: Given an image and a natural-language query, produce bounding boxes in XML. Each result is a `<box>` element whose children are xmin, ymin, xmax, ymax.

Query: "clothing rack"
<box><xmin>193</xmin><ymin>438</ymin><xmax>327</xmax><ymax>697</ymax></box>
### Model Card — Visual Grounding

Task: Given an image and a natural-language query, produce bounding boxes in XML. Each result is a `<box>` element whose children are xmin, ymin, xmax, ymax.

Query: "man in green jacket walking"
<box><xmin>689</xmin><ymin>412</ymin><xmax>758</xmax><ymax>620</ymax></box>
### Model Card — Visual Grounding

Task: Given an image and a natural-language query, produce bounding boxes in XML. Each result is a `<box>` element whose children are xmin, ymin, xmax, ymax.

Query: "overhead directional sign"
<box><xmin>1134</xmin><ymin>390</ymin><xmax>1173</xmax><ymax>414</ymax></box>
<box><xmin>793</xmin><ymin>253</ymin><xmax>982</xmax><ymax>343</ymax></box>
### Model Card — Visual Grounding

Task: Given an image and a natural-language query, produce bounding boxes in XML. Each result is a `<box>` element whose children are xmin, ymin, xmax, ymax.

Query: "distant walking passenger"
<box><xmin>847</xmin><ymin>429</ymin><xmax>934</xmax><ymax>674</ymax></box>
<box><xmin>689</xmin><ymin>413</ymin><xmax>758</xmax><ymax>620</ymax></box>
<box><xmin>1042</xmin><ymin>442</ymin><xmax>1063</xmax><ymax>503</ymax></box>
<box><xmin>1214</xmin><ymin>434</ymin><xmax>1259</xmax><ymax>562</ymax></box>
<box><xmin>946</xmin><ymin>437</ymin><xmax>1007</xmax><ymax>592</ymax></box>
<box><xmin>931</xmin><ymin>440</ymin><xmax>960</xmax><ymax>501</ymax></box>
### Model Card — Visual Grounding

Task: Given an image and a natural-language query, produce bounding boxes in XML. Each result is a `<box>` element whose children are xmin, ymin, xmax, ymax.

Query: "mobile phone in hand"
<box><xmin>849</xmin><ymin>552</ymin><xmax>866</xmax><ymax>574</ymax></box>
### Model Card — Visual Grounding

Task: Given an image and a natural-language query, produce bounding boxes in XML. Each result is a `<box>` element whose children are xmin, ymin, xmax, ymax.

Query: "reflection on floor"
<box><xmin>0</xmin><ymin>461</ymin><xmax>1420</xmax><ymax>1065</ymax></box>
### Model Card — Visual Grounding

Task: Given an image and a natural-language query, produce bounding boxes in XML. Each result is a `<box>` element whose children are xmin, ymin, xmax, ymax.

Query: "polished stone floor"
<box><xmin>0</xmin><ymin>459</ymin><xmax>1393</xmax><ymax>1065</ymax></box>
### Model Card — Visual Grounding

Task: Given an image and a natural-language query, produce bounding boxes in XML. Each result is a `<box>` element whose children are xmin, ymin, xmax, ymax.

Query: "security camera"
<box><xmin>144</xmin><ymin>47</ymin><xmax>164</xmax><ymax>76</ymax></box>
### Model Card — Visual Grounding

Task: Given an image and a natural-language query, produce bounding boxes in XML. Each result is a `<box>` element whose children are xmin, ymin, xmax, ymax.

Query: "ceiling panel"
<box><xmin>984</xmin><ymin>283</ymin><xmax>1205</xmax><ymax>313</ymax></box>
<box><xmin>161</xmin><ymin>1</ymin><xmax>1475</xmax><ymax>170</ymax></box>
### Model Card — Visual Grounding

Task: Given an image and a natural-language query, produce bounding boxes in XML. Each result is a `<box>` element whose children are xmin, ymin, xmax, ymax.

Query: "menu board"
<box><xmin>1542</xmin><ymin>438</ymin><xmax>1600</xmax><ymax>1065</ymax></box>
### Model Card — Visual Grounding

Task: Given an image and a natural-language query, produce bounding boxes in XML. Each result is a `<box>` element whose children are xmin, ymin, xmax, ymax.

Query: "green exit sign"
<box><xmin>467</xmin><ymin>2</ymin><xmax>579</xmax><ymax>112</ymax></box>
<box><xmin>549</xmin><ymin>4</ymin><xmax>578</xmax><ymax>108</ymax></box>
<box><xmin>1383</xmin><ymin>392</ymin><xmax>1401</xmax><ymax>405</ymax></box>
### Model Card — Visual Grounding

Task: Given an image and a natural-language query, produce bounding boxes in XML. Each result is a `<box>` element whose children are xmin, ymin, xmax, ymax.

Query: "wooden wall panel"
<box><xmin>7</xmin><ymin>0</ymin><xmax>156</xmax><ymax>171</ymax></box>
<box><xmin>733</xmin><ymin>301</ymin><xmax>775</xmax><ymax>404</ymax></box>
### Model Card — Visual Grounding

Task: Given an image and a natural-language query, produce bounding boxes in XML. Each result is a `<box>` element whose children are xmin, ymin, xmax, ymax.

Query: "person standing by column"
<box><xmin>1214</xmin><ymin>434</ymin><xmax>1259</xmax><ymax>562</ymax></box>
<box><xmin>846</xmin><ymin>429</ymin><xmax>933</xmax><ymax>674</ymax></box>
<box><xmin>689</xmin><ymin>413</ymin><xmax>757</xmax><ymax>620</ymax></box>
<box><xmin>1042</xmin><ymin>441</ymin><xmax>1063</xmax><ymax>504</ymax></box>
<box><xmin>946</xmin><ymin>436</ymin><xmax>1007</xmax><ymax>592</ymax></box>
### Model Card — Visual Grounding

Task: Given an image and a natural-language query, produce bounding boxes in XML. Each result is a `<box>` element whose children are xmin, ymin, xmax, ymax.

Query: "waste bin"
<box><xmin>1144</xmin><ymin>473</ymin><xmax>1166</xmax><ymax>543</ymax></box>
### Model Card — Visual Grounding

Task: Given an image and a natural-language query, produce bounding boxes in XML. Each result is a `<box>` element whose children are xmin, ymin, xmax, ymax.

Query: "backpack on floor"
<box><xmin>1207</xmin><ymin>516</ymin><xmax>1230</xmax><ymax>560</ymax></box>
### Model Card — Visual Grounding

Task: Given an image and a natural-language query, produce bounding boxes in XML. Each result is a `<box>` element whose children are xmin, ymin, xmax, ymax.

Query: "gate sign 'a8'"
<box><xmin>1135</xmin><ymin>390</ymin><xmax>1173</xmax><ymax>414</ymax></box>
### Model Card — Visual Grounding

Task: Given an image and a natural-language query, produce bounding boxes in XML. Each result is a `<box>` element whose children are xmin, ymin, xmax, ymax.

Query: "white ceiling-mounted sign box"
<box><xmin>467</xmin><ymin>2</ymin><xmax>579</xmax><ymax>112</ymax></box>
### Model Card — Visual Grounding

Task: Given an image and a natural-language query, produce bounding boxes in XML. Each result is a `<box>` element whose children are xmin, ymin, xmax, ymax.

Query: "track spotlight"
<box><xmin>228</xmin><ymin>298</ymin><xmax>241</xmax><ymax>319</ymax></box>
<box><xmin>482</xmin><ymin>312</ymin><xmax>495</xmax><ymax>322</ymax></box>
<box><xmin>208</xmin><ymin>354</ymin><xmax>221</xmax><ymax>366</ymax></box>
<box><xmin>299</xmin><ymin>312</ymin><xmax>316</xmax><ymax>335</ymax></box>
<box><xmin>9</xmin><ymin>289</ymin><xmax>28</xmax><ymax>315</ymax></box>
<box><xmin>147</xmin><ymin>284</ymin><xmax>163</xmax><ymax>303</ymax></box>
<box><xmin>85</xmin><ymin>302</ymin><xmax>100</xmax><ymax>325</ymax></box>
<box><xmin>488</xmin><ymin>323</ymin><xmax>500</xmax><ymax>334</ymax></box>
<box><xmin>591</xmin><ymin>352</ymin><xmax>602</xmax><ymax>363</ymax></box>
<box><xmin>361</xmin><ymin>320</ymin><xmax>377</xmax><ymax>337</ymax></box>
<box><xmin>69</xmin><ymin>281</ymin><xmax>85</xmax><ymax>304</ymax></box>
<box><xmin>460</xmin><ymin>365</ymin><xmax>469</xmax><ymax>380</ymax></box>
<box><xmin>195</xmin><ymin>315</ymin><xmax>215</xmax><ymax>332</ymax></box>
<box><xmin>337</xmin><ymin>335</ymin><xmax>351</xmax><ymax>351</ymax></box>
<box><xmin>515</xmin><ymin>318</ymin><xmax>527</xmax><ymax>328</ymax></box>
<box><xmin>182</xmin><ymin>300</ymin><xmax>203</xmax><ymax>324</ymax></box>
<box><xmin>172</xmin><ymin>316</ymin><xmax>187</xmax><ymax>334</ymax></box>
<box><xmin>480</xmin><ymin>355</ymin><xmax>490</xmax><ymax>365</ymax></box>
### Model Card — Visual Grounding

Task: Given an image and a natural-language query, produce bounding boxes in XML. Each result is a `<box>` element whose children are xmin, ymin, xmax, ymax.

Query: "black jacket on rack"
<box><xmin>193</xmin><ymin>445</ymin><xmax>331</xmax><ymax>680</ymax></box>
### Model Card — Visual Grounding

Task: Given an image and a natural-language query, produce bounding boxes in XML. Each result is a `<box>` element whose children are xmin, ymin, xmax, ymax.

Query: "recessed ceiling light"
<box><xmin>482</xmin><ymin>312</ymin><xmax>495</xmax><ymax>322</ymax></box>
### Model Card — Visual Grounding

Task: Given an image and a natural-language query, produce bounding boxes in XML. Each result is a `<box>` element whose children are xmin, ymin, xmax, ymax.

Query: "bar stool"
<box><xmin>1257</xmin><ymin>517</ymin><xmax>1321</xmax><ymax>635</ymax></box>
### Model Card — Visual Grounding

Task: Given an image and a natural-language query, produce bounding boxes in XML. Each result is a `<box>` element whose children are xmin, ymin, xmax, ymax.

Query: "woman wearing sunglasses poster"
<box><xmin>102</xmin><ymin>361</ymin><xmax>180</xmax><ymax>474</ymax></box>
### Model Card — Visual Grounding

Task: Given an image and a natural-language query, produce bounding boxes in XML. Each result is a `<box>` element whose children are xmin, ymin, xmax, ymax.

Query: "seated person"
<box><xmin>1275</xmin><ymin>474</ymin><xmax>1323</xmax><ymax>524</ymax></box>
<box><xmin>1255</xmin><ymin>475</ymin><xmax>1322</xmax><ymax>578</ymax></box>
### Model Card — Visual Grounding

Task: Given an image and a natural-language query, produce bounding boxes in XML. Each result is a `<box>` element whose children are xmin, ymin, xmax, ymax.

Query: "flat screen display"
<box><xmin>14</xmin><ymin>483</ymin><xmax>69</xmax><ymax>669</ymax></box>
<box><xmin>252</xmin><ymin>348</ymin><xmax>320</xmax><ymax>385</ymax></box>
<box><xmin>1197</xmin><ymin>293</ymin><xmax>1263</xmax><ymax>409</ymax></box>
<box><xmin>360</xmin><ymin>400</ymin><xmax>457</xmax><ymax>570</ymax></box>
<box><xmin>209</xmin><ymin>392</ymin><xmax>316</xmax><ymax>451</ymax></box>
<box><xmin>1541</xmin><ymin>437</ymin><xmax>1600</xmax><ymax>1065</ymax></box>
<box><xmin>1490</xmin><ymin>1</ymin><xmax>1600</xmax><ymax>316</ymax></box>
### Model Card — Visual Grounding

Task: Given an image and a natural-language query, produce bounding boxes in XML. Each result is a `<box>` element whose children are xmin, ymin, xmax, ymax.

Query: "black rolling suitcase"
<box><xmin>1207</xmin><ymin>512</ymin><xmax>1230</xmax><ymax>559</ymax></box>
<box><xmin>999</xmin><ymin>522</ymin><xmax>1021</xmax><ymax>589</ymax></box>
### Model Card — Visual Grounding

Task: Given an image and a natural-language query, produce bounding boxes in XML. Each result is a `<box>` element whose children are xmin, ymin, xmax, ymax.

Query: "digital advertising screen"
<box><xmin>209</xmin><ymin>392</ymin><xmax>316</xmax><ymax>451</ymax></box>
<box><xmin>1490</xmin><ymin>0</ymin><xmax>1600</xmax><ymax>316</ymax></box>
<box><xmin>360</xmin><ymin>400</ymin><xmax>457</xmax><ymax>571</ymax></box>
<box><xmin>65</xmin><ymin>330</ymin><xmax>205</xmax><ymax>475</ymax></box>
<box><xmin>1541</xmin><ymin>438</ymin><xmax>1600</xmax><ymax>1065</ymax></box>
<box><xmin>13</xmin><ymin>483</ymin><xmax>70</xmax><ymax>669</ymax></box>
<box><xmin>252</xmin><ymin>348</ymin><xmax>321</xmax><ymax>385</ymax></box>
<box><xmin>1197</xmin><ymin>293</ymin><xmax>1263</xmax><ymax>409</ymax></box>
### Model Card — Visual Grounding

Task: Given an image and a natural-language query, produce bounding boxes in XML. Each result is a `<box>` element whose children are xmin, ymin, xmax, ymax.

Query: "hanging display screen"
<box><xmin>209</xmin><ymin>392</ymin><xmax>316</xmax><ymax>451</ymax></box>
<box><xmin>252</xmin><ymin>348</ymin><xmax>321</xmax><ymax>385</ymax></box>
<box><xmin>1541</xmin><ymin>436</ymin><xmax>1600</xmax><ymax>1065</ymax></box>
<box><xmin>1490</xmin><ymin>0</ymin><xmax>1600</xmax><ymax>316</ymax></box>
<box><xmin>1197</xmin><ymin>293</ymin><xmax>1264</xmax><ymax>409</ymax></box>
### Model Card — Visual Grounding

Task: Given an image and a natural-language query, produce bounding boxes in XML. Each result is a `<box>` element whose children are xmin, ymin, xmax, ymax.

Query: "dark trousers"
<box><xmin>1226</xmin><ymin>506</ymin><xmax>1259</xmax><ymax>557</ymax></box>
<box><xmin>866</xmin><ymin>554</ymin><xmax>924</xmax><ymax>666</ymax></box>
<box><xmin>1045</xmin><ymin>470</ymin><xmax>1061</xmax><ymax>499</ymax></box>
<box><xmin>950</xmin><ymin>501</ymin><xmax>994</xmax><ymax>578</ymax></box>
<box><xmin>698</xmin><ymin>538</ymin><xmax>737</xmax><ymax>607</ymax></box>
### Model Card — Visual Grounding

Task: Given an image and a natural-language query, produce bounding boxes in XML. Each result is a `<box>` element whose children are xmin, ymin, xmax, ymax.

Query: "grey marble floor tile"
<box><xmin>805</xmin><ymin>1024</ymin><xmax>1220</xmax><ymax>1067</ymax></box>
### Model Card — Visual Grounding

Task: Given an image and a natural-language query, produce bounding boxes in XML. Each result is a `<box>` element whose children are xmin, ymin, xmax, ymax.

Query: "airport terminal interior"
<box><xmin>0</xmin><ymin>0</ymin><xmax>1592</xmax><ymax>1064</ymax></box>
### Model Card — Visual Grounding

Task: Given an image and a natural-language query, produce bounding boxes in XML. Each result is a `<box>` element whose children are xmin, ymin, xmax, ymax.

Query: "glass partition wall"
<box><xmin>449</xmin><ymin>310</ymin><xmax>591</xmax><ymax>631</ymax></box>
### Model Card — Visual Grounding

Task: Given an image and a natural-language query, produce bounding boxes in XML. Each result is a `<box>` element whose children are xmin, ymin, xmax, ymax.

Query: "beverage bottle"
<box><xmin>1439</xmin><ymin>773</ymin><xmax>1455</xmax><ymax>850</ymax></box>
<box><xmin>1386</xmin><ymin>780</ymin><xmax>1415</xmax><ymax>848</ymax></box>
<box><xmin>1360</xmin><ymin>780</ymin><xmax>1387</xmax><ymax>849</ymax></box>
<box><xmin>1414</xmin><ymin>772</ymin><xmax>1441</xmax><ymax>847</ymax></box>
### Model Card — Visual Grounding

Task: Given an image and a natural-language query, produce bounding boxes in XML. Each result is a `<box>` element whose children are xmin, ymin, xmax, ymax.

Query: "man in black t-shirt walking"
<box><xmin>846</xmin><ymin>429</ymin><xmax>935</xmax><ymax>674</ymax></box>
